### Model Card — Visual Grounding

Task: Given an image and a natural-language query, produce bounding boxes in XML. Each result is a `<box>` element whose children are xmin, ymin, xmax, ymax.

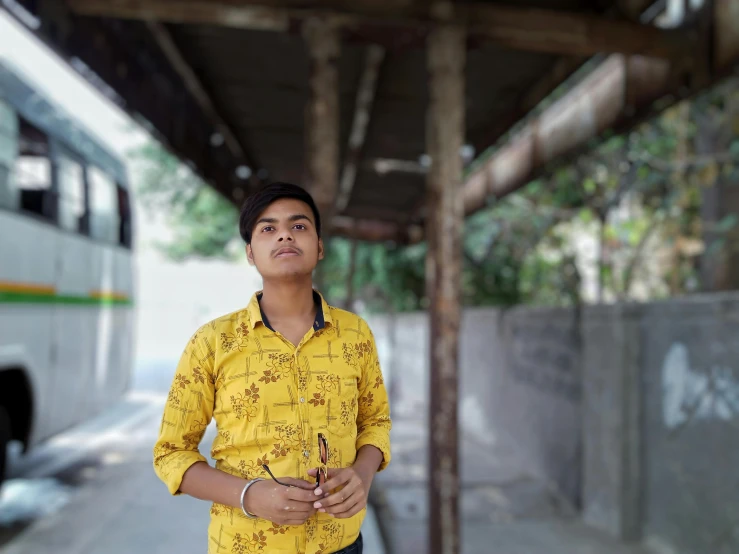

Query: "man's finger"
<box><xmin>283</xmin><ymin>499</ymin><xmax>317</xmax><ymax>513</ymax></box>
<box><xmin>316</xmin><ymin>479</ymin><xmax>361</xmax><ymax>509</ymax></box>
<box><xmin>279</xmin><ymin>477</ymin><xmax>317</xmax><ymax>490</ymax></box>
<box><xmin>334</xmin><ymin>501</ymin><xmax>365</xmax><ymax>519</ymax></box>
<box><xmin>282</xmin><ymin>509</ymin><xmax>316</xmax><ymax>522</ymax></box>
<box><xmin>315</xmin><ymin>470</ymin><xmax>353</xmax><ymax>496</ymax></box>
<box><xmin>286</xmin><ymin>486</ymin><xmax>321</xmax><ymax>503</ymax></box>
<box><xmin>324</xmin><ymin>493</ymin><xmax>361</xmax><ymax>517</ymax></box>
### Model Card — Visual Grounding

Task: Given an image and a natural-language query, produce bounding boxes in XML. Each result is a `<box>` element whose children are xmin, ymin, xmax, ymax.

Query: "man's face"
<box><xmin>246</xmin><ymin>198</ymin><xmax>323</xmax><ymax>280</ymax></box>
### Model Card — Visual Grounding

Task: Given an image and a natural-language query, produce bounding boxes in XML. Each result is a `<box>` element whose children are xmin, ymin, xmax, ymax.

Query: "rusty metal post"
<box><xmin>426</xmin><ymin>21</ymin><xmax>465</xmax><ymax>554</ymax></box>
<box><xmin>303</xmin><ymin>17</ymin><xmax>340</xmax><ymax>227</ymax></box>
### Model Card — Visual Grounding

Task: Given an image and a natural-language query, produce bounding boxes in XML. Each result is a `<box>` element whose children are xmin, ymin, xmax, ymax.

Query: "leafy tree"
<box><xmin>128</xmin><ymin>140</ymin><xmax>240</xmax><ymax>261</ymax></box>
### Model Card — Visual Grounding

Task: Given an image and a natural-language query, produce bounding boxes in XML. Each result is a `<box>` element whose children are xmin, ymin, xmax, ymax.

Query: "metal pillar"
<box><xmin>426</xmin><ymin>22</ymin><xmax>465</xmax><ymax>554</ymax></box>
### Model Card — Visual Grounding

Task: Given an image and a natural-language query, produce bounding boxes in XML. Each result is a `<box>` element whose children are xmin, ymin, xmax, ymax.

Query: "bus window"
<box><xmin>117</xmin><ymin>185</ymin><xmax>133</xmax><ymax>249</ymax></box>
<box><xmin>57</xmin><ymin>153</ymin><xmax>87</xmax><ymax>234</ymax></box>
<box><xmin>88</xmin><ymin>165</ymin><xmax>118</xmax><ymax>243</ymax></box>
<box><xmin>16</xmin><ymin>119</ymin><xmax>54</xmax><ymax>220</ymax></box>
<box><xmin>0</xmin><ymin>99</ymin><xmax>18</xmax><ymax>210</ymax></box>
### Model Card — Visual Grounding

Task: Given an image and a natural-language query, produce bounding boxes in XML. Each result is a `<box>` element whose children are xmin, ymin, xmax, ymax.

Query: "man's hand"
<box><xmin>245</xmin><ymin>477</ymin><xmax>318</xmax><ymax>525</ymax></box>
<box><xmin>307</xmin><ymin>467</ymin><xmax>370</xmax><ymax>519</ymax></box>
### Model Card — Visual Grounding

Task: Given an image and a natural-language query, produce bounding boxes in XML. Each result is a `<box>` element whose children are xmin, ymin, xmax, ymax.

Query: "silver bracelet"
<box><xmin>240</xmin><ymin>478</ymin><xmax>263</xmax><ymax>519</ymax></box>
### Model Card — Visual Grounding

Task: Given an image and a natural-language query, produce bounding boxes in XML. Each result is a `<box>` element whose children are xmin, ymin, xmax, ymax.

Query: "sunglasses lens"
<box><xmin>318</xmin><ymin>433</ymin><xmax>328</xmax><ymax>464</ymax></box>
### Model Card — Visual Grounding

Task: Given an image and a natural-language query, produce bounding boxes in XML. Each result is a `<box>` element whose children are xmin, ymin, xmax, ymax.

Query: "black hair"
<box><xmin>239</xmin><ymin>182</ymin><xmax>322</xmax><ymax>244</ymax></box>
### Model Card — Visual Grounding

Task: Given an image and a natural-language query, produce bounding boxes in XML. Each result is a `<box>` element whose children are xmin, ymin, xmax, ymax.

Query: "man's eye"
<box><xmin>262</xmin><ymin>226</ymin><xmax>274</xmax><ymax>232</ymax></box>
<box><xmin>294</xmin><ymin>224</ymin><xmax>306</xmax><ymax>230</ymax></box>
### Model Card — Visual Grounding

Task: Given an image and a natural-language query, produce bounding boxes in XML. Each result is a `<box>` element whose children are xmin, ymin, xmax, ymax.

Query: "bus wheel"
<box><xmin>0</xmin><ymin>406</ymin><xmax>9</xmax><ymax>488</ymax></box>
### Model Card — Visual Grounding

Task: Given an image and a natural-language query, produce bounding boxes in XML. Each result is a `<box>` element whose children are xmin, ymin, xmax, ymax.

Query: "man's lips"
<box><xmin>274</xmin><ymin>247</ymin><xmax>300</xmax><ymax>258</ymax></box>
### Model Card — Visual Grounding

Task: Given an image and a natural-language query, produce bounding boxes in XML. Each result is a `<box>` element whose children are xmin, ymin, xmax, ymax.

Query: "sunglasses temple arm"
<box><xmin>262</xmin><ymin>464</ymin><xmax>292</xmax><ymax>487</ymax></box>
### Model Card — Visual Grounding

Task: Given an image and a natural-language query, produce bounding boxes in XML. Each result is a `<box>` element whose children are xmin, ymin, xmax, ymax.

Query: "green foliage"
<box><xmin>319</xmin><ymin>239</ymin><xmax>427</xmax><ymax>312</ymax></box>
<box><xmin>128</xmin><ymin>140</ymin><xmax>240</xmax><ymax>261</ymax></box>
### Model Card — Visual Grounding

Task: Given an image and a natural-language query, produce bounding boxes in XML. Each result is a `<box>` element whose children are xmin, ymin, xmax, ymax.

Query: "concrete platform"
<box><xmin>371</xmin><ymin>418</ymin><xmax>650</xmax><ymax>554</ymax></box>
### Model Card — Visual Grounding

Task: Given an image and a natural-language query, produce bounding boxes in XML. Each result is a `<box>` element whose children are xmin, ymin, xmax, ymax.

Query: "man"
<box><xmin>154</xmin><ymin>182</ymin><xmax>391</xmax><ymax>554</ymax></box>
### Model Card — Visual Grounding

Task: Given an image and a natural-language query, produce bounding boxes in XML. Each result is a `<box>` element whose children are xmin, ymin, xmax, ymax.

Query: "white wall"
<box><xmin>134</xmin><ymin>251</ymin><xmax>263</xmax><ymax>362</ymax></box>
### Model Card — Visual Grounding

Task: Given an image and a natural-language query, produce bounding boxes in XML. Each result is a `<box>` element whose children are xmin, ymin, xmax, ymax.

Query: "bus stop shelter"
<box><xmin>8</xmin><ymin>1</ymin><xmax>739</xmax><ymax>552</ymax></box>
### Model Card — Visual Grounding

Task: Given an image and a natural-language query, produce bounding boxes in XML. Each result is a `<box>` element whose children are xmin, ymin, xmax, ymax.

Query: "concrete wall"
<box><xmin>370</xmin><ymin>291</ymin><xmax>739</xmax><ymax>554</ymax></box>
<box><xmin>582</xmin><ymin>293</ymin><xmax>739</xmax><ymax>554</ymax></box>
<box><xmin>582</xmin><ymin>304</ymin><xmax>643</xmax><ymax>540</ymax></box>
<box><xmin>497</xmin><ymin>308</ymin><xmax>583</xmax><ymax>504</ymax></box>
<box><xmin>367</xmin><ymin>306</ymin><xmax>583</xmax><ymax>504</ymax></box>
<box><xmin>639</xmin><ymin>295</ymin><xmax>739</xmax><ymax>554</ymax></box>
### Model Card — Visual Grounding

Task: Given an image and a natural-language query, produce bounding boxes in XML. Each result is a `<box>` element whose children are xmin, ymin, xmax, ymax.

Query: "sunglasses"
<box><xmin>262</xmin><ymin>433</ymin><xmax>329</xmax><ymax>489</ymax></box>
<box><xmin>317</xmin><ymin>432</ymin><xmax>329</xmax><ymax>487</ymax></box>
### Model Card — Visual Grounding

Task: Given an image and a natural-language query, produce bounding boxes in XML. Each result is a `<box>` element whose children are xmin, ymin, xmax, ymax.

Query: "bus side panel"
<box><xmin>0</xmin><ymin>211</ymin><xmax>55</xmax><ymax>445</ymax></box>
<box><xmin>112</xmin><ymin>248</ymin><xmax>134</xmax><ymax>405</ymax></box>
<box><xmin>50</xmin><ymin>231</ymin><xmax>94</xmax><ymax>434</ymax></box>
<box><xmin>83</xmin><ymin>240</ymin><xmax>110</xmax><ymax>421</ymax></box>
<box><xmin>85</xmin><ymin>243</ymin><xmax>134</xmax><ymax>418</ymax></box>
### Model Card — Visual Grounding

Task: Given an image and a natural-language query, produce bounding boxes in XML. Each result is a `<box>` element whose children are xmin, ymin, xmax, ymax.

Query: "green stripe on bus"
<box><xmin>0</xmin><ymin>291</ymin><xmax>132</xmax><ymax>306</ymax></box>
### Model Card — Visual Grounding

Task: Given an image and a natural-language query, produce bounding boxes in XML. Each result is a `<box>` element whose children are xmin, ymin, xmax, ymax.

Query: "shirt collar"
<box><xmin>247</xmin><ymin>289</ymin><xmax>332</xmax><ymax>332</ymax></box>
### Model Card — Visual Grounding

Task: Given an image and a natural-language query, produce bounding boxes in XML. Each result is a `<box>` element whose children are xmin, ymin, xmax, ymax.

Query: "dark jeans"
<box><xmin>334</xmin><ymin>533</ymin><xmax>363</xmax><ymax>554</ymax></box>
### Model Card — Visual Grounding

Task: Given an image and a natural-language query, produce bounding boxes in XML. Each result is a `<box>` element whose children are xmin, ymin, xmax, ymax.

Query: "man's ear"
<box><xmin>246</xmin><ymin>244</ymin><xmax>255</xmax><ymax>266</ymax></box>
<box><xmin>317</xmin><ymin>238</ymin><xmax>324</xmax><ymax>261</ymax></box>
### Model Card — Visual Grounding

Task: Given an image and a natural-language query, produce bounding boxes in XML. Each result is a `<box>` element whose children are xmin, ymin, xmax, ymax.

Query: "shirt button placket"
<box><xmin>295</xmin><ymin>351</ymin><xmax>309</xmax><ymax>472</ymax></box>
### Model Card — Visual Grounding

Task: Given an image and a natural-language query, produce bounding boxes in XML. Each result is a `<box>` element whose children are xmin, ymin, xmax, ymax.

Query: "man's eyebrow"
<box><xmin>255</xmin><ymin>214</ymin><xmax>313</xmax><ymax>226</ymax></box>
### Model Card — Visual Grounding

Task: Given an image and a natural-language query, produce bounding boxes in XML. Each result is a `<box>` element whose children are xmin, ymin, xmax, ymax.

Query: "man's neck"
<box><xmin>259</xmin><ymin>279</ymin><xmax>317</xmax><ymax>325</ymax></box>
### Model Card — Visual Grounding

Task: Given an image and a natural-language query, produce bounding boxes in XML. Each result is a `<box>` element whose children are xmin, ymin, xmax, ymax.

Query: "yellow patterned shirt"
<box><xmin>153</xmin><ymin>290</ymin><xmax>392</xmax><ymax>554</ymax></box>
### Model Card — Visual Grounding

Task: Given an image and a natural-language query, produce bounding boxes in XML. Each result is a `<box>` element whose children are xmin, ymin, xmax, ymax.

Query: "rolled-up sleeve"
<box><xmin>153</xmin><ymin>326</ymin><xmax>215</xmax><ymax>495</ymax></box>
<box><xmin>355</xmin><ymin>321</ymin><xmax>392</xmax><ymax>471</ymax></box>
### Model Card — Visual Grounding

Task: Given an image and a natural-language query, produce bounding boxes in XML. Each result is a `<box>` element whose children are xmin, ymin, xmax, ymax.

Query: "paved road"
<box><xmin>0</xmin><ymin>359</ymin><xmax>385</xmax><ymax>554</ymax></box>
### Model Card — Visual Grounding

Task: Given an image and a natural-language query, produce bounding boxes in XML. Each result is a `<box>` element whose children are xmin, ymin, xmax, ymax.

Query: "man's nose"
<box><xmin>277</xmin><ymin>229</ymin><xmax>294</xmax><ymax>242</ymax></box>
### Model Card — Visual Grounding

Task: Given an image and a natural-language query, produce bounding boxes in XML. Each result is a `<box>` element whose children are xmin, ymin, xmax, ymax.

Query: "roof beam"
<box><xmin>462</xmin><ymin>54</ymin><xmax>676</xmax><ymax>213</ymax></box>
<box><xmin>714</xmin><ymin>0</ymin><xmax>739</xmax><ymax>73</ymax></box>
<box><xmin>331</xmin><ymin>216</ymin><xmax>421</xmax><ymax>243</ymax></box>
<box><xmin>461</xmin><ymin>0</ymin><xmax>739</xmax><ymax>216</ymax></box>
<box><xmin>452</xmin><ymin>0</ymin><xmax>674</xmax><ymax>218</ymax></box>
<box><xmin>459</xmin><ymin>4</ymin><xmax>686</xmax><ymax>58</ymax></box>
<box><xmin>146</xmin><ymin>21</ymin><xmax>250</xmax><ymax>163</ymax></box>
<box><xmin>477</xmin><ymin>56</ymin><xmax>588</xmax><ymax>152</ymax></box>
<box><xmin>336</xmin><ymin>45</ymin><xmax>384</xmax><ymax>214</ymax></box>
<box><xmin>67</xmin><ymin>0</ymin><xmax>692</xmax><ymax>58</ymax></box>
<box><xmin>410</xmin><ymin>55</ymin><xmax>586</xmax><ymax>223</ymax></box>
<box><xmin>411</xmin><ymin>4</ymin><xmax>664</xmax><ymax>223</ymax></box>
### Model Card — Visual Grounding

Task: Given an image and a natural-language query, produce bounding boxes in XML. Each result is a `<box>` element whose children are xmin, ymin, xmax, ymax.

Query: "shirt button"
<box><xmin>303</xmin><ymin>450</ymin><xmax>310</xmax><ymax>457</ymax></box>
<box><xmin>300</xmin><ymin>397</ymin><xmax>305</xmax><ymax>403</ymax></box>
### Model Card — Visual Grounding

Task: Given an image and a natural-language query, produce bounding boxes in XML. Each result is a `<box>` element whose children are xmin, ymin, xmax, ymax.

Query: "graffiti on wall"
<box><xmin>661</xmin><ymin>342</ymin><xmax>739</xmax><ymax>430</ymax></box>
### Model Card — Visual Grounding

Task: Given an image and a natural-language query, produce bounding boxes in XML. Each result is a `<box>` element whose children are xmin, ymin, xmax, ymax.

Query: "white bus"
<box><xmin>0</xmin><ymin>61</ymin><xmax>135</xmax><ymax>484</ymax></box>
